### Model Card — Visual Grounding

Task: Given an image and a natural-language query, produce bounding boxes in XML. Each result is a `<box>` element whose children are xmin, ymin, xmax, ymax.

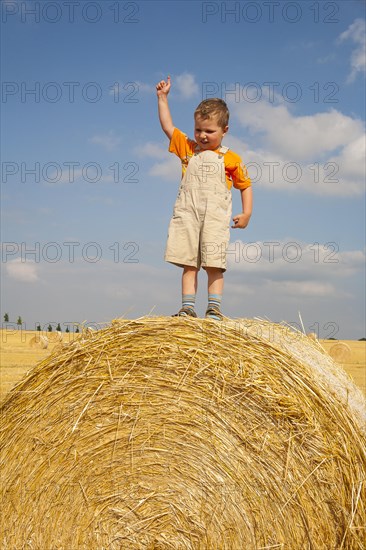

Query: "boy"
<box><xmin>156</xmin><ymin>75</ymin><xmax>252</xmax><ymax>320</ymax></box>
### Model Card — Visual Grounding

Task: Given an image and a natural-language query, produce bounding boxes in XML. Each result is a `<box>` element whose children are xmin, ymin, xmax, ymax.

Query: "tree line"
<box><xmin>3</xmin><ymin>313</ymin><xmax>80</xmax><ymax>333</ymax></box>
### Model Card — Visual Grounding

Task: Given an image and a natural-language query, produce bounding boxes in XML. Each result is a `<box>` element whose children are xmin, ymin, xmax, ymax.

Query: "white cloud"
<box><xmin>149</xmin><ymin>156</ymin><xmax>181</xmax><ymax>181</ymax></box>
<box><xmin>224</xmin><ymin>240</ymin><xmax>365</xmax><ymax>306</ymax></box>
<box><xmin>138</xmin><ymin>142</ymin><xmax>169</xmax><ymax>160</ymax></box>
<box><xmin>89</xmin><ymin>130</ymin><xmax>122</xmax><ymax>152</ymax></box>
<box><xmin>223</xmin><ymin>136</ymin><xmax>363</xmax><ymax>197</ymax></box>
<box><xmin>5</xmin><ymin>258</ymin><xmax>39</xmax><ymax>283</ymax></box>
<box><xmin>135</xmin><ymin>87</ymin><xmax>365</xmax><ymax>195</ymax></box>
<box><xmin>136</xmin><ymin>141</ymin><xmax>180</xmax><ymax>182</ymax></box>
<box><xmin>327</xmin><ymin>133</ymin><xmax>365</xmax><ymax>193</ymax></box>
<box><xmin>174</xmin><ymin>72</ymin><xmax>199</xmax><ymax>100</ymax></box>
<box><xmin>135</xmin><ymin>81</ymin><xmax>156</xmax><ymax>93</ymax></box>
<box><xmin>138</xmin><ymin>107</ymin><xmax>365</xmax><ymax>195</ymax></box>
<box><xmin>263</xmin><ymin>280</ymin><xmax>338</xmax><ymax>298</ymax></box>
<box><xmin>227</xmin><ymin>97</ymin><xmax>365</xmax><ymax>196</ymax></box>
<box><xmin>231</xmin><ymin>100</ymin><xmax>363</xmax><ymax>161</ymax></box>
<box><xmin>227</xmin><ymin>240</ymin><xmax>365</xmax><ymax>281</ymax></box>
<box><xmin>338</xmin><ymin>18</ymin><xmax>366</xmax><ymax>83</ymax></box>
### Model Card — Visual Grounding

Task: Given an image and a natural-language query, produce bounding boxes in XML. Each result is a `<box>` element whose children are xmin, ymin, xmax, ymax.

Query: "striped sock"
<box><xmin>208</xmin><ymin>293</ymin><xmax>222</xmax><ymax>310</ymax></box>
<box><xmin>206</xmin><ymin>294</ymin><xmax>222</xmax><ymax>319</ymax></box>
<box><xmin>181</xmin><ymin>294</ymin><xmax>196</xmax><ymax>314</ymax></box>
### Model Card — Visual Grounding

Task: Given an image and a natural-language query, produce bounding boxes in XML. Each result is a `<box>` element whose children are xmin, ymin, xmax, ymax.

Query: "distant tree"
<box><xmin>358</xmin><ymin>337</ymin><xmax>366</xmax><ymax>341</ymax></box>
<box><xmin>65</xmin><ymin>326</ymin><xmax>70</xmax><ymax>333</ymax></box>
<box><xmin>75</xmin><ymin>327</ymin><xmax>80</xmax><ymax>333</ymax></box>
<box><xmin>4</xmin><ymin>313</ymin><xmax>9</xmax><ymax>322</ymax></box>
<box><xmin>48</xmin><ymin>324</ymin><xmax>53</xmax><ymax>332</ymax></box>
<box><xmin>328</xmin><ymin>337</ymin><xmax>337</xmax><ymax>340</ymax></box>
<box><xmin>17</xmin><ymin>316</ymin><xmax>22</xmax><ymax>326</ymax></box>
<box><xmin>56</xmin><ymin>323</ymin><xmax>61</xmax><ymax>332</ymax></box>
<box><xmin>36</xmin><ymin>325</ymin><xmax>41</xmax><ymax>331</ymax></box>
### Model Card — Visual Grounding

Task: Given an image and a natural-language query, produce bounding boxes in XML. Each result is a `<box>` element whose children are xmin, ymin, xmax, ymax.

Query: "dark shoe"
<box><xmin>205</xmin><ymin>307</ymin><xmax>223</xmax><ymax>321</ymax></box>
<box><xmin>172</xmin><ymin>307</ymin><xmax>197</xmax><ymax>318</ymax></box>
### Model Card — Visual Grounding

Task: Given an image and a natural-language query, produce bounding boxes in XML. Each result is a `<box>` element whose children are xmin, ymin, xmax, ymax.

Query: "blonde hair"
<box><xmin>194</xmin><ymin>98</ymin><xmax>229</xmax><ymax>129</ymax></box>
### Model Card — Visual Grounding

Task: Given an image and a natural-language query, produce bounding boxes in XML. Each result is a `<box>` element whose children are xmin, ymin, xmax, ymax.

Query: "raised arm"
<box><xmin>156</xmin><ymin>76</ymin><xmax>175</xmax><ymax>140</ymax></box>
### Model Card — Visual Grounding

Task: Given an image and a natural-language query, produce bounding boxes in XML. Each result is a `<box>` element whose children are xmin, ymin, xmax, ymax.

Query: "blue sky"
<box><xmin>1</xmin><ymin>0</ymin><xmax>365</xmax><ymax>338</ymax></box>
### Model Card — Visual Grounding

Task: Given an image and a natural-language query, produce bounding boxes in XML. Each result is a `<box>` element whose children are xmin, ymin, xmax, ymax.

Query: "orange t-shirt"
<box><xmin>169</xmin><ymin>127</ymin><xmax>251</xmax><ymax>190</ymax></box>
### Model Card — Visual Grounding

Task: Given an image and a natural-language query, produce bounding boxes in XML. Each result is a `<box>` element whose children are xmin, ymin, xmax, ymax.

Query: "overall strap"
<box><xmin>193</xmin><ymin>145</ymin><xmax>229</xmax><ymax>155</ymax></box>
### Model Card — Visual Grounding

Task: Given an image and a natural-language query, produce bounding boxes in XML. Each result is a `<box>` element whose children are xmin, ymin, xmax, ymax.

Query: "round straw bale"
<box><xmin>39</xmin><ymin>335</ymin><xmax>49</xmax><ymax>349</ymax></box>
<box><xmin>1</xmin><ymin>317</ymin><xmax>365</xmax><ymax>549</ymax></box>
<box><xmin>328</xmin><ymin>341</ymin><xmax>352</xmax><ymax>362</ymax></box>
<box><xmin>28</xmin><ymin>334</ymin><xmax>49</xmax><ymax>349</ymax></box>
<box><xmin>47</xmin><ymin>330</ymin><xmax>63</xmax><ymax>343</ymax></box>
<box><xmin>28</xmin><ymin>335</ymin><xmax>38</xmax><ymax>348</ymax></box>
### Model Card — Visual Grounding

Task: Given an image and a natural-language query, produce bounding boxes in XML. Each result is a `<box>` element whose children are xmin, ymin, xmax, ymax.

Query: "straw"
<box><xmin>1</xmin><ymin>316</ymin><xmax>365</xmax><ymax>549</ymax></box>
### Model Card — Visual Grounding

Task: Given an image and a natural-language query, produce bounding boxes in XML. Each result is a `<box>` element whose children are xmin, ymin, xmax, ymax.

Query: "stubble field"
<box><xmin>0</xmin><ymin>328</ymin><xmax>365</xmax><ymax>403</ymax></box>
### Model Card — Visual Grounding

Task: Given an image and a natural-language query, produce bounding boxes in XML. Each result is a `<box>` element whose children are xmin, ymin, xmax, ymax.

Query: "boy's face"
<box><xmin>194</xmin><ymin>115</ymin><xmax>228</xmax><ymax>151</ymax></box>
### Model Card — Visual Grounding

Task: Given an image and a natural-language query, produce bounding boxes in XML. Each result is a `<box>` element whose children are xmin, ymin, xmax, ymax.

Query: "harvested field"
<box><xmin>1</xmin><ymin>328</ymin><xmax>365</xmax><ymax>401</ymax></box>
<box><xmin>0</xmin><ymin>330</ymin><xmax>78</xmax><ymax>401</ymax></box>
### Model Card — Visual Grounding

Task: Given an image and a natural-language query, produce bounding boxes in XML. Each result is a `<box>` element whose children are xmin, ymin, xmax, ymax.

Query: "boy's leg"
<box><xmin>206</xmin><ymin>267</ymin><xmax>224</xmax><ymax>320</ymax></box>
<box><xmin>206</xmin><ymin>267</ymin><xmax>223</xmax><ymax>294</ymax></box>
<box><xmin>173</xmin><ymin>266</ymin><xmax>199</xmax><ymax>317</ymax></box>
<box><xmin>182</xmin><ymin>265</ymin><xmax>198</xmax><ymax>294</ymax></box>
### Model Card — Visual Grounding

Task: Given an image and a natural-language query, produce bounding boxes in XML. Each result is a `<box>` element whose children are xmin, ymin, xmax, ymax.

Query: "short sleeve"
<box><xmin>169</xmin><ymin>128</ymin><xmax>196</xmax><ymax>160</ymax></box>
<box><xmin>225</xmin><ymin>151</ymin><xmax>251</xmax><ymax>190</ymax></box>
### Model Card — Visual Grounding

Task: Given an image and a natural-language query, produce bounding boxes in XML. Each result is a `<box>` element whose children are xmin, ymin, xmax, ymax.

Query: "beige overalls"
<box><xmin>164</xmin><ymin>145</ymin><xmax>232</xmax><ymax>271</ymax></box>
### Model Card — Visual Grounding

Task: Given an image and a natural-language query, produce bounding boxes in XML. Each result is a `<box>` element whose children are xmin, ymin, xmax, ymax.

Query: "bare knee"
<box><xmin>183</xmin><ymin>265</ymin><xmax>199</xmax><ymax>275</ymax></box>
